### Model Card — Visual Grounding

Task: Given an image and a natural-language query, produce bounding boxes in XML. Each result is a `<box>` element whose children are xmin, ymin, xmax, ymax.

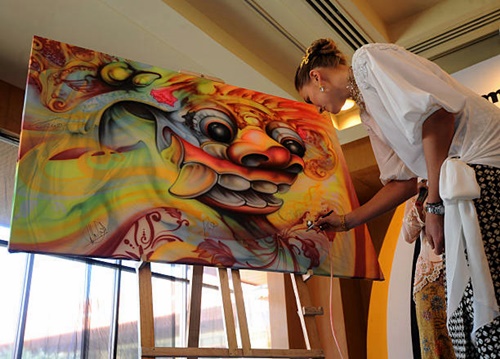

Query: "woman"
<box><xmin>295</xmin><ymin>38</ymin><xmax>499</xmax><ymax>358</ymax></box>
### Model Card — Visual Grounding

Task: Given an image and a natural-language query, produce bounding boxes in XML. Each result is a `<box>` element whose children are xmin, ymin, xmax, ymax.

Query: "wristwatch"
<box><xmin>425</xmin><ymin>201</ymin><xmax>445</xmax><ymax>215</ymax></box>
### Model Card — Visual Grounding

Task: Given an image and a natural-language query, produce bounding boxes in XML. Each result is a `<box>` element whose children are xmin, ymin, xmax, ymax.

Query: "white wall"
<box><xmin>453</xmin><ymin>54</ymin><xmax>500</xmax><ymax>108</ymax></box>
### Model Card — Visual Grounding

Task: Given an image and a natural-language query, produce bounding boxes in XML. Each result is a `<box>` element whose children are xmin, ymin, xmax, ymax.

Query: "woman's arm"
<box><xmin>316</xmin><ymin>178</ymin><xmax>418</xmax><ymax>231</ymax></box>
<box><xmin>315</xmin><ymin>111</ymin><xmax>453</xmax><ymax>238</ymax></box>
<box><xmin>422</xmin><ymin>108</ymin><xmax>455</xmax><ymax>254</ymax></box>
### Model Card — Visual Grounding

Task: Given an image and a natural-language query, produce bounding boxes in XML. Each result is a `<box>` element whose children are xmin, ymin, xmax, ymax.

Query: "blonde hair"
<box><xmin>294</xmin><ymin>38</ymin><xmax>347</xmax><ymax>91</ymax></box>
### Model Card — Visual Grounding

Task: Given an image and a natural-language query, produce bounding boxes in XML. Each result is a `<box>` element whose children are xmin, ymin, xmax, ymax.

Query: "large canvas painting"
<box><xmin>9</xmin><ymin>36</ymin><xmax>382</xmax><ymax>279</ymax></box>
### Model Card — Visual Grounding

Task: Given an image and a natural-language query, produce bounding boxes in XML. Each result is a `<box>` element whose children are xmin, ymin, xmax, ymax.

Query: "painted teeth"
<box><xmin>207</xmin><ymin>186</ymin><xmax>246</xmax><ymax>206</ymax></box>
<box><xmin>218</xmin><ymin>174</ymin><xmax>286</xmax><ymax>196</ymax></box>
<box><xmin>215</xmin><ymin>175</ymin><xmax>285</xmax><ymax>208</ymax></box>
<box><xmin>218</xmin><ymin>174</ymin><xmax>251</xmax><ymax>191</ymax></box>
<box><xmin>170</xmin><ymin>162</ymin><xmax>288</xmax><ymax>209</ymax></box>
<box><xmin>251</xmin><ymin>180</ymin><xmax>278</xmax><ymax>194</ymax></box>
<box><xmin>277</xmin><ymin>184</ymin><xmax>291</xmax><ymax>193</ymax></box>
<box><xmin>241</xmin><ymin>190</ymin><xmax>267</xmax><ymax>208</ymax></box>
<box><xmin>261</xmin><ymin>193</ymin><xmax>283</xmax><ymax>207</ymax></box>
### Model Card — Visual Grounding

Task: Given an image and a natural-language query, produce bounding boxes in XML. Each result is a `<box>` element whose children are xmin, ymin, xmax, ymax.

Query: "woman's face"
<box><xmin>298</xmin><ymin>67</ymin><xmax>349</xmax><ymax>115</ymax></box>
<box><xmin>298</xmin><ymin>82</ymin><xmax>330</xmax><ymax>114</ymax></box>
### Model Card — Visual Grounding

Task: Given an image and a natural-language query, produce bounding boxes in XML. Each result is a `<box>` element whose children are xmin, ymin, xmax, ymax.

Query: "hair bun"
<box><xmin>295</xmin><ymin>38</ymin><xmax>347</xmax><ymax>91</ymax></box>
<box><xmin>310</xmin><ymin>38</ymin><xmax>344</xmax><ymax>59</ymax></box>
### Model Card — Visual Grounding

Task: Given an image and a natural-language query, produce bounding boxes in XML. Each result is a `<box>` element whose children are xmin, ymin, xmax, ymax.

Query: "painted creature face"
<box><xmin>99</xmin><ymin>95</ymin><xmax>306</xmax><ymax>215</ymax></box>
<box><xmin>171</xmin><ymin>100</ymin><xmax>306</xmax><ymax>214</ymax></box>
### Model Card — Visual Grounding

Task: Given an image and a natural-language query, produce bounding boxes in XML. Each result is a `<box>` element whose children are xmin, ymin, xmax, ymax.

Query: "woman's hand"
<box><xmin>425</xmin><ymin>213</ymin><xmax>445</xmax><ymax>255</ymax></box>
<box><xmin>314</xmin><ymin>211</ymin><xmax>349</xmax><ymax>232</ymax></box>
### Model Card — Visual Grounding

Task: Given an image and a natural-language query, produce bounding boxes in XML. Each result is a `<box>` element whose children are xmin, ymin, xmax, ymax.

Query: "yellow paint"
<box><xmin>366</xmin><ymin>204</ymin><xmax>405</xmax><ymax>359</ymax></box>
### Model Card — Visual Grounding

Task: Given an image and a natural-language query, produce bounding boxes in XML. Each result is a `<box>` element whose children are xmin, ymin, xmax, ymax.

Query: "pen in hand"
<box><xmin>306</xmin><ymin>210</ymin><xmax>334</xmax><ymax>231</ymax></box>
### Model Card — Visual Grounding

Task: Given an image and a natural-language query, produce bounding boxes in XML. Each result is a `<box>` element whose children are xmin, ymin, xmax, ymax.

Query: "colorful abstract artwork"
<box><xmin>9</xmin><ymin>36</ymin><xmax>382</xmax><ymax>279</ymax></box>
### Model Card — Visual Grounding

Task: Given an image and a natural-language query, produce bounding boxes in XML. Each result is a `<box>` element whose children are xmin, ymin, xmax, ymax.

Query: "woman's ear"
<box><xmin>309</xmin><ymin>69</ymin><xmax>321</xmax><ymax>83</ymax></box>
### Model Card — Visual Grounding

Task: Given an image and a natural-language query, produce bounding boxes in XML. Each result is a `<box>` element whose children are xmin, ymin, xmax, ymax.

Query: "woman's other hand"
<box><xmin>425</xmin><ymin>213</ymin><xmax>445</xmax><ymax>255</ymax></box>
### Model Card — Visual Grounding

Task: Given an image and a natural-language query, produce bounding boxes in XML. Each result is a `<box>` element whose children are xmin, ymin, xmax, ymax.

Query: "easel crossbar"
<box><xmin>141</xmin><ymin>346</ymin><xmax>324</xmax><ymax>358</ymax></box>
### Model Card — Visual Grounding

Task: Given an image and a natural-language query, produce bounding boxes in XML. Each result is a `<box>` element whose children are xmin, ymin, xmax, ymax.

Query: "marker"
<box><xmin>306</xmin><ymin>210</ymin><xmax>334</xmax><ymax>231</ymax></box>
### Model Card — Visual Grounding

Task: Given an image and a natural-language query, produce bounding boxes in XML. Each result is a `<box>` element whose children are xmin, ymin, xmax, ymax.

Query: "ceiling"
<box><xmin>0</xmin><ymin>0</ymin><xmax>499</xmax><ymax>143</ymax></box>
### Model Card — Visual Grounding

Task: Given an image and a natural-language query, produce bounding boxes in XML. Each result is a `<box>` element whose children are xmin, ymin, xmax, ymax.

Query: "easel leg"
<box><xmin>231</xmin><ymin>269</ymin><xmax>252</xmax><ymax>356</ymax></box>
<box><xmin>137</xmin><ymin>262</ymin><xmax>155</xmax><ymax>359</ymax></box>
<box><xmin>187</xmin><ymin>265</ymin><xmax>204</xmax><ymax>359</ymax></box>
<box><xmin>290</xmin><ymin>273</ymin><xmax>323</xmax><ymax>351</ymax></box>
<box><xmin>218</xmin><ymin>268</ymin><xmax>239</xmax><ymax>355</ymax></box>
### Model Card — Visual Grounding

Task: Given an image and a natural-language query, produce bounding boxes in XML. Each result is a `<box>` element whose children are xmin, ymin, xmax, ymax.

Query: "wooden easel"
<box><xmin>137</xmin><ymin>262</ymin><xmax>325</xmax><ymax>358</ymax></box>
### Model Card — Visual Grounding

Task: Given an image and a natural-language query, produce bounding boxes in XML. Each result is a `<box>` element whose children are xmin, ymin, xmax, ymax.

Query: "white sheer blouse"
<box><xmin>351</xmin><ymin>43</ymin><xmax>500</xmax><ymax>184</ymax></box>
<box><xmin>351</xmin><ymin>43</ymin><xmax>500</xmax><ymax>339</ymax></box>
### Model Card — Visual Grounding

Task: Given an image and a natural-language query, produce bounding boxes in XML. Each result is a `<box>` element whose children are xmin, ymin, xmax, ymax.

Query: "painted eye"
<box><xmin>195</xmin><ymin>109</ymin><xmax>237</xmax><ymax>143</ymax></box>
<box><xmin>281</xmin><ymin>138</ymin><xmax>305</xmax><ymax>157</ymax></box>
<box><xmin>267</xmin><ymin>123</ymin><xmax>306</xmax><ymax>157</ymax></box>
<box><xmin>205</xmin><ymin>122</ymin><xmax>233</xmax><ymax>143</ymax></box>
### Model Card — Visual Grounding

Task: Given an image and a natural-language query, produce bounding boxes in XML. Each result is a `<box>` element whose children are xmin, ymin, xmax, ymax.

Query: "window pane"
<box><xmin>88</xmin><ymin>265</ymin><xmax>117</xmax><ymax>358</ymax></box>
<box><xmin>0</xmin><ymin>140</ymin><xmax>17</xmax><ymax>228</ymax></box>
<box><xmin>150</xmin><ymin>262</ymin><xmax>188</xmax><ymax>279</ymax></box>
<box><xmin>116</xmin><ymin>270</ymin><xmax>139</xmax><ymax>358</ymax></box>
<box><xmin>242</xmin><ymin>281</ymin><xmax>271</xmax><ymax>348</ymax></box>
<box><xmin>22</xmin><ymin>255</ymin><xmax>86</xmax><ymax>358</ymax></box>
<box><xmin>152</xmin><ymin>275</ymin><xmax>183</xmax><ymax>348</ymax></box>
<box><xmin>199</xmin><ymin>285</ymin><xmax>226</xmax><ymax>348</ymax></box>
<box><xmin>0</xmin><ymin>245</ymin><xmax>27</xmax><ymax>357</ymax></box>
<box><xmin>239</xmin><ymin>270</ymin><xmax>271</xmax><ymax>348</ymax></box>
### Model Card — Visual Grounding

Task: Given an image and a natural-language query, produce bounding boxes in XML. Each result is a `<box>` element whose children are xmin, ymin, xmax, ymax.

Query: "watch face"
<box><xmin>425</xmin><ymin>203</ymin><xmax>445</xmax><ymax>215</ymax></box>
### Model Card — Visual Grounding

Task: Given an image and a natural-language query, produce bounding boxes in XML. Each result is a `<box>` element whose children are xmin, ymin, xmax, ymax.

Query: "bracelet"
<box><xmin>340</xmin><ymin>214</ymin><xmax>348</xmax><ymax>231</ymax></box>
<box><xmin>425</xmin><ymin>201</ymin><xmax>445</xmax><ymax>215</ymax></box>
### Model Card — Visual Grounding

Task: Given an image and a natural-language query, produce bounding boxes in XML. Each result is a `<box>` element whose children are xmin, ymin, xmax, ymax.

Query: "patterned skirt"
<box><xmin>447</xmin><ymin>164</ymin><xmax>500</xmax><ymax>358</ymax></box>
<box><xmin>414</xmin><ymin>271</ymin><xmax>456</xmax><ymax>359</ymax></box>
